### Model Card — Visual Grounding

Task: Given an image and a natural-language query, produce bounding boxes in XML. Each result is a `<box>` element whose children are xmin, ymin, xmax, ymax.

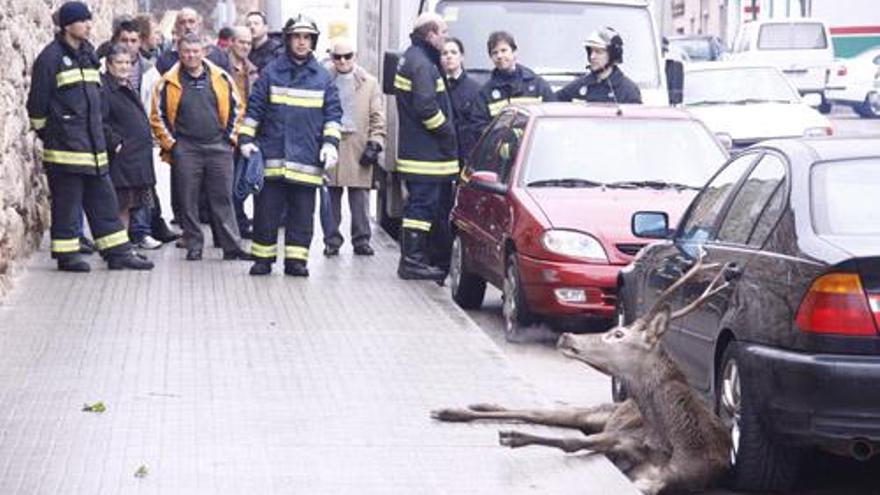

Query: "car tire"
<box><xmin>856</xmin><ymin>92</ymin><xmax>880</xmax><ymax>118</ymax></box>
<box><xmin>502</xmin><ymin>253</ymin><xmax>533</xmax><ymax>342</ymax></box>
<box><xmin>818</xmin><ymin>94</ymin><xmax>833</xmax><ymax>114</ymax></box>
<box><xmin>449</xmin><ymin>235</ymin><xmax>486</xmax><ymax>309</ymax></box>
<box><xmin>717</xmin><ymin>342</ymin><xmax>801</xmax><ymax>492</ymax></box>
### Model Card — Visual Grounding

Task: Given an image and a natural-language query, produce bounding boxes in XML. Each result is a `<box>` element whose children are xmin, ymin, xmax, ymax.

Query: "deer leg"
<box><xmin>498</xmin><ymin>430</ymin><xmax>622</xmax><ymax>454</ymax></box>
<box><xmin>431</xmin><ymin>402</ymin><xmax>618</xmax><ymax>432</ymax></box>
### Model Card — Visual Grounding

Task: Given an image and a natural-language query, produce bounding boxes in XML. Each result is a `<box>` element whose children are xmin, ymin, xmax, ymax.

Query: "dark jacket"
<box><xmin>447</xmin><ymin>70</ymin><xmax>483</xmax><ymax>162</ymax></box>
<box><xmin>555</xmin><ymin>66</ymin><xmax>642</xmax><ymax>104</ymax></box>
<box><xmin>249</xmin><ymin>35</ymin><xmax>283</xmax><ymax>72</ymax></box>
<box><xmin>156</xmin><ymin>45</ymin><xmax>231</xmax><ymax>75</ymax></box>
<box><xmin>393</xmin><ymin>35</ymin><xmax>458</xmax><ymax>180</ymax></box>
<box><xmin>478</xmin><ymin>64</ymin><xmax>555</xmax><ymax>123</ymax></box>
<box><xmin>27</xmin><ymin>35</ymin><xmax>108</xmax><ymax>175</ymax></box>
<box><xmin>101</xmin><ymin>73</ymin><xmax>156</xmax><ymax>190</ymax></box>
<box><xmin>238</xmin><ymin>53</ymin><xmax>342</xmax><ymax>187</ymax></box>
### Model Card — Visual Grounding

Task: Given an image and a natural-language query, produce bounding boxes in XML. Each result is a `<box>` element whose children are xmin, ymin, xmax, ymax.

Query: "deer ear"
<box><xmin>644</xmin><ymin>308</ymin><xmax>671</xmax><ymax>345</ymax></box>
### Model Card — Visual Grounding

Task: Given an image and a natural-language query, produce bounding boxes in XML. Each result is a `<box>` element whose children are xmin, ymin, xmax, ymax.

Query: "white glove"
<box><xmin>320</xmin><ymin>143</ymin><xmax>338</xmax><ymax>169</ymax></box>
<box><xmin>240</xmin><ymin>143</ymin><xmax>259</xmax><ymax>159</ymax></box>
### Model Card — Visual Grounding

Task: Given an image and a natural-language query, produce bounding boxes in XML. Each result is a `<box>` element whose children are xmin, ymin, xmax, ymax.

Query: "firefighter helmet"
<box><xmin>584</xmin><ymin>27</ymin><xmax>624</xmax><ymax>65</ymax></box>
<box><xmin>283</xmin><ymin>14</ymin><xmax>320</xmax><ymax>49</ymax></box>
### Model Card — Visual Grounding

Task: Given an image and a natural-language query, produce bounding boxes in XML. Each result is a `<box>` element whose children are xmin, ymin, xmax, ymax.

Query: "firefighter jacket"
<box><xmin>150</xmin><ymin>60</ymin><xmax>244</xmax><ymax>164</ymax></box>
<box><xmin>238</xmin><ymin>52</ymin><xmax>343</xmax><ymax>187</ymax></box>
<box><xmin>393</xmin><ymin>35</ymin><xmax>458</xmax><ymax>180</ymax></box>
<box><xmin>479</xmin><ymin>64</ymin><xmax>555</xmax><ymax>122</ymax></box>
<box><xmin>555</xmin><ymin>66</ymin><xmax>642</xmax><ymax>104</ymax></box>
<box><xmin>27</xmin><ymin>35</ymin><xmax>108</xmax><ymax>175</ymax></box>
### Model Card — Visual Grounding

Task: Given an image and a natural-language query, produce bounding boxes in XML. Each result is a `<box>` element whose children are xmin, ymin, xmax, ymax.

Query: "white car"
<box><xmin>683</xmin><ymin>62</ymin><xmax>833</xmax><ymax>149</ymax></box>
<box><xmin>826</xmin><ymin>48</ymin><xmax>880</xmax><ymax>118</ymax></box>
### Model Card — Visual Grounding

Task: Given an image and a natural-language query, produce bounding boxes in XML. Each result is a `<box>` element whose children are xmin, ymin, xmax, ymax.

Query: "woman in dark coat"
<box><xmin>101</xmin><ymin>43</ymin><xmax>156</xmax><ymax>228</ymax></box>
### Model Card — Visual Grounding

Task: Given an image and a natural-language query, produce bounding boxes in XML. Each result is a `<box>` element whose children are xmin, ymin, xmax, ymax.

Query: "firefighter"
<box><xmin>477</xmin><ymin>31</ymin><xmax>555</xmax><ymax>125</ymax></box>
<box><xmin>239</xmin><ymin>14</ymin><xmax>343</xmax><ymax>277</ymax></box>
<box><xmin>556</xmin><ymin>27</ymin><xmax>642</xmax><ymax>104</ymax></box>
<box><xmin>393</xmin><ymin>12</ymin><xmax>458</xmax><ymax>281</ymax></box>
<box><xmin>27</xmin><ymin>1</ymin><xmax>153</xmax><ymax>272</ymax></box>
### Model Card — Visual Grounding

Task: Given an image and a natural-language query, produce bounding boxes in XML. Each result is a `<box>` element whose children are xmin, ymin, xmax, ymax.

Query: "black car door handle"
<box><xmin>723</xmin><ymin>263</ymin><xmax>742</xmax><ymax>282</ymax></box>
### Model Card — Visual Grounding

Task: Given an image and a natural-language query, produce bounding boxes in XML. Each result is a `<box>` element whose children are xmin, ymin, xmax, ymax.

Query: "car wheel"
<box><xmin>857</xmin><ymin>92</ymin><xmax>880</xmax><ymax>118</ymax></box>
<box><xmin>717</xmin><ymin>342</ymin><xmax>800</xmax><ymax>491</ymax></box>
<box><xmin>611</xmin><ymin>299</ymin><xmax>629</xmax><ymax>402</ymax></box>
<box><xmin>502</xmin><ymin>254</ymin><xmax>533</xmax><ymax>342</ymax></box>
<box><xmin>449</xmin><ymin>236</ymin><xmax>486</xmax><ymax>309</ymax></box>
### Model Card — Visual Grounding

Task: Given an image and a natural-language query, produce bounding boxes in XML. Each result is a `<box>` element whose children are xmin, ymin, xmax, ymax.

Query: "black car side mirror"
<box><xmin>468</xmin><ymin>170</ymin><xmax>508</xmax><ymax>195</ymax></box>
<box><xmin>632</xmin><ymin>211</ymin><xmax>672</xmax><ymax>239</ymax></box>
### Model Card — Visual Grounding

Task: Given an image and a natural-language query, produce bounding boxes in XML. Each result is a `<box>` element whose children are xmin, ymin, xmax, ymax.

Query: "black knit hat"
<box><xmin>59</xmin><ymin>1</ymin><xmax>93</xmax><ymax>28</ymax></box>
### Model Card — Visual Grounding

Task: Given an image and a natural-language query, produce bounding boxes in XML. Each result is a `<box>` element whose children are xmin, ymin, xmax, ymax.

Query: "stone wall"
<box><xmin>0</xmin><ymin>0</ymin><xmax>135</xmax><ymax>299</ymax></box>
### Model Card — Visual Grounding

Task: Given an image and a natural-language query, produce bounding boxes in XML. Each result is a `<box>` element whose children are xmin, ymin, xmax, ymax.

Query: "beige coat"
<box><xmin>326</xmin><ymin>65</ymin><xmax>386</xmax><ymax>189</ymax></box>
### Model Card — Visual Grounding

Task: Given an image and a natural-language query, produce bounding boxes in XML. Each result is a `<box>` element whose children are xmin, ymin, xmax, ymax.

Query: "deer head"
<box><xmin>557</xmin><ymin>252</ymin><xmax>734</xmax><ymax>380</ymax></box>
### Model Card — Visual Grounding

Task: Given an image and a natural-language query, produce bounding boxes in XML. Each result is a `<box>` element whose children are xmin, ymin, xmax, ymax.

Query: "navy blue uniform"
<box><xmin>555</xmin><ymin>66</ymin><xmax>642</xmax><ymax>104</ymax></box>
<box><xmin>478</xmin><ymin>64</ymin><xmax>555</xmax><ymax>124</ymax></box>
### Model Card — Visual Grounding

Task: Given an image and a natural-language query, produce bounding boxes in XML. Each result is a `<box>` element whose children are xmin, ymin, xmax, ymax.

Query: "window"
<box><xmin>470</xmin><ymin>112</ymin><xmax>515</xmax><ymax>175</ymax></box>
<box><xmin>717</xmin><ymin>154</ymin><xmax>787</xmax><ymax>246</ymax></box>
<box><xmin>758</xmin><ymin>23</ymin><xmax>828</xmax><ymax>50</ymax></box>
<box><xmin>679</xmin><ymin>153</ymin><xmax>759</xmax><ymax>244</ymax></box>
<box><xmin>812</xmin><ymin>158</ymin><xmax>880</xmax><ymax>235</ymax></box>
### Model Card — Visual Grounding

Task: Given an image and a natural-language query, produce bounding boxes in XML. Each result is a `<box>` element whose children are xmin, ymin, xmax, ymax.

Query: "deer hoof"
<box><xmin>498</xmin><ymin>430</ymin><xmax>529</xmax><ymax>448</ymax></box>
<box><xmin>469</xmin><ymin>403</ymin><xmax>506</xmax><ymax>412</ymax></box>
<box><xmin>430</xmin><ymin>408</ymin><xmax>474</xmax><ymax>422</ymax></box>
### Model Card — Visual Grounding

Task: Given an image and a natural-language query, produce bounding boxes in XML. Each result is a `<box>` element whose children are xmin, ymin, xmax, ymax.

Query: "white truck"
<box><xmin>357</xmin><ymin>0</ymin><xmax>670</xmax><ymax>235</ymax></box>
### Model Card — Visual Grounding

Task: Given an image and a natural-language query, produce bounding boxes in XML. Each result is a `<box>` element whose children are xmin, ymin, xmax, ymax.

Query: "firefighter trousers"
<box><xmin>401</xmin><ymin>179</ymin><xmax>442</xmax><ymax>234</ymax></box>
<box><xmin>46</xmin><ymin>170</ymin><xmax>131</xmax><ymax>259</ymax></box>
<box><xmin>250</xmin><ymin>181</ymin><xmax>316</xmax><ymax>263</ymax></box>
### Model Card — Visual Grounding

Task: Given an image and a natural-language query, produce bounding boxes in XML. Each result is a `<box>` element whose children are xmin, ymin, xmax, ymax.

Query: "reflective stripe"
<box><xmin>488</xmin><ymin>96</ymin><xmax>544</xmax><ymax>116</ymax></box>
<box><xmin>239</xmin><ymin>125</ymin><xmax>256</xmax><ymax>137</ymax></box>
<box><xmin>396</xmin><ymin>158</ymin><xmax>459</xmax><ymax>176</ymax></box>
<box><xmin>251</xmin><ymin>242</ymin><xmax>277</xmax><ymax>258</ymax></box>
<box><xmin>285</xmin><ymin>245</ymin><xmax>309</xmax><ymax>260</ymax></box>
<box><xmin>269</xmin><ymin>86</ymin><xmax>323</xmax><ymax>108</ymax></box>
<box><xmin>94</xmin><ymin>230</ymin><xmax>129</xmax><ymax>251</ymax></box>
<box><xmin>394</xmin><ymin>74</ymin><xmax>412</xmax><ymax>92</ymax></box>
<box><xmin>56</xmin><ymin>68</ymin><xmax>101</xmax><ymax>87</ymax></box>
<box><xmin>30</xmin><ymin>117</ymin><xmax>47</xmax><ymax>130</ymax></box>
<box><xmin>435</xmin><ymin>78</ymin><xmax>446</xmax><ymax>92</ymax></box>
<box><xmin>43</xmin><ymin>149</ymin><xmax>109</xmax><ymax>167</ymax></box>
<box><xmin>402</xmin><ymin>218</ymin><xmax>432</xmax><ymax>232</ymax></box>
<box><xmin>323</xmin><ymin>121</ymin><xmax>341</xmax><ymax>140</ymax></box>
<box><xmin>422</xmin><ymin>110</ymin><xmax>446</xmax><ymax>130</ymax></box>
<box><xmin>243</xmin><ymin>117</ymin><xmax>259</xmax><ymax>128</ymax></box>
<box><xmin>51</xmin><ymin>238</ymin><xmax>80</xmax><ymax>253</ymax></box>
<box><xmin>264</xmin><ymin>159</ymin><xmax>324</xmax><ymax>185</ymax></box>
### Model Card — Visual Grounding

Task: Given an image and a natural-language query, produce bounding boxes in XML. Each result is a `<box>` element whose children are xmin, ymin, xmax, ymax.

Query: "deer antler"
<box><xmin>641</xmin><ymin>249</ymin><xmax>720</xmax><ymax>320</ymax></box>
<box><xmin>669</xmin><ymin>262</ymin><xmax>732</xmax><ymax>320</ymax></box>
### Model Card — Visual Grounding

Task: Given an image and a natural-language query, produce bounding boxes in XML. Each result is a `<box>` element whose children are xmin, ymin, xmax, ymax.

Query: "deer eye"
<box><xmin>613</xmin><ymin>330</ymin><xmax>625</xmax><ymax>339</ymax></box>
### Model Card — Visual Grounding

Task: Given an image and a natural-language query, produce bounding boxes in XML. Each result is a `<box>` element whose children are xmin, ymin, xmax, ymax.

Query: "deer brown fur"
<box><xmin>432</xmin><ymin>256</ymin><xmax>734</xmax><ymax>494</ymax></box>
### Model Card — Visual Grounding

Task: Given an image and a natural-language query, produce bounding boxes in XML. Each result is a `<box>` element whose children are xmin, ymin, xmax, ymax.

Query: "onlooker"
<box><xmin>101</xmin><ymin>44</ymin><xmax>157</xmax><ymax>234</ymax></box>
<box><xmin>228</xmin><ymin>26</ymin><xmax>259</xmax><ymax>238</ymax></box>
<box><xmin>27</xmin><ymin>1</ymin><xmax>153</xmax><ymax>272</ymax></box>
<box><xmin>135</xmin><ymin>13</ymin><xmax>162</xmax><ymax>64</ymax></box>
<box><xmin>478</xmin><ymin>31</ymin><xmax>555</xmax><ymax>124</ymax></box>
<box><xmin>245</xmin><ymin>11</ymin><xmax>282</xmax><ymax>71</ymax></box>
<box><xmin>216</xmin><ymin>26</ymin><xmax>234</xmax><ymax>51</ymax></box>
<box><xmin>320</xmin><ymin>38</ymin><xmax>386</xmax><ymax>257</ymax></box>
<box><xmin>155</xmin><ymin>8</ymin><xmax>231</xmax><ymax>75</ymax></box>
<box><xmin>150</xmin><ymin>33</ymin><xmax>250</xmax><ymax>262</ymax></box>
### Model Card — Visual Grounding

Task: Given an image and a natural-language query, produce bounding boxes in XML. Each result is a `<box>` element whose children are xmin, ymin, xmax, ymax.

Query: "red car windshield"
<box><xmin>522</xmin><ymin>117</ymin><xmax>726</xmax><ymax>189</ymax></box>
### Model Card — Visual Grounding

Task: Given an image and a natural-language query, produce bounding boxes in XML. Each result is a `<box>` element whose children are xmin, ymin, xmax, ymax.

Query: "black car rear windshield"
<box><xmin>522</xmin><ymin>117</ymin><xmax>726</xmax><ymax>188</ymax></box>
<box><xmin>812</xmin><ymin>158</ymin><xmax>880</xmax><ymax>235</ymax></box>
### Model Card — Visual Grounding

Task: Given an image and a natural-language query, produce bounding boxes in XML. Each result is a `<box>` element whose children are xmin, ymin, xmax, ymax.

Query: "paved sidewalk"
<box><xmin>0</xmin><ymin>229</ymin><xmax>636</xmax><ymax>494</ymax></box>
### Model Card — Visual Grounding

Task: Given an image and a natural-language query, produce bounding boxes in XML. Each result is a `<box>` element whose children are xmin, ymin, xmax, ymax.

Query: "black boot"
<box><xmin>58</xmin><ymin>255</ymin><xmax>91</xmax><ymax>272</ymax></box>
<box><xmin>284</xmin><ymin>259</ymin><xmax>309</xmax><ymax>277</ymax></box>
<box><xmin>397</xmin><ymin>229</ymin><xmax>446</xmax><ymax>281</ymax></box>
<box><xmin>249</xmin><ymin>260</ymin><xmax>272</xmax><ymax>276</ymax></box>
<box><xmin>108</xmin><ymin>251</ymin><xmax>155</xmax><ymax>270</ymax></box>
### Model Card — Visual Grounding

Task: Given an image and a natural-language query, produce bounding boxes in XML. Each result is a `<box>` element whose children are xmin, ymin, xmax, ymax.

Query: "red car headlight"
<box><xmin>541</xmin><ymin>230</ymin><xmax>608</xmax><ymax>262</ymax></box>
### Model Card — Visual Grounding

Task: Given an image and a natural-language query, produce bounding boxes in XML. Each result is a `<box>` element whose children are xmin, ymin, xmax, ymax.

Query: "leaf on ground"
<box><xmin>134</xmin><ymin>465</ymin><xmax>149</xmax><ymax>478</ymax></box>
<box><xmin>82</xmin><ymin>401</ymin><xmax>106</xmax><ymax>413</ymax></box>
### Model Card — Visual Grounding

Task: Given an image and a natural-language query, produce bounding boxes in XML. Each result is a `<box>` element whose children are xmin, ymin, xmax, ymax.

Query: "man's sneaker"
<box><xmin>108</xmin><ymin>252</ymin><xmax>154</xmax><ymax>270</ymax></box>
<box><xmin>353</xmin><ymin>244</ymin><xmax>374</xmax><ymax>256</ymax></box>
<box><xmin>58</xmin><ymin>256</ymin><xmax>91</xmax><ymax>272</ymax></box>
<box><xmin>284</xmin><ymin>260</ymin><xmax>309</xmax><ymax>277</ymax></box>
<box><xmin>137</xmin><ymin>235</ymin><xmax>163</xmax><ymax>250</ymax></box>
<box><xmin>249</xmin><ymin>261</ymin><xmax>272</xmax><ymax>276</ymax></box>
<box><xmin>79</xmin><ymin>237</ymin><xmax>96</xmax><ymax>255</ymax></box>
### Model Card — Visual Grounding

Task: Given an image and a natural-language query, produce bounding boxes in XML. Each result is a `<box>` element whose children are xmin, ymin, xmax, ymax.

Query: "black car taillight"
<box><xmin>796</xmin><ymin>273</ymin><xmax>879</xmax><ymax>336</ymax></box>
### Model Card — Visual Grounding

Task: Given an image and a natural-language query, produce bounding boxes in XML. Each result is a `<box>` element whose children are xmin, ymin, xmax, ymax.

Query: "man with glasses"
<box><xmin>319</xmin><ymin>38</ymin><xmax>386</xmax><ymax>257</ymax></box>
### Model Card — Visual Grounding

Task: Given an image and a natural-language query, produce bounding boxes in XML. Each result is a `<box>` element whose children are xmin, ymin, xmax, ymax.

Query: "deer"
<box><xmin>431</xmin><ymin>254</ymin><xmax>736</xmax><ymax>495</ymax></box>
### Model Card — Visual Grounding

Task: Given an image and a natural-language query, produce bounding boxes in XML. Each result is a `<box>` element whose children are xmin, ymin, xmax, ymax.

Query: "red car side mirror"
<box><xmin>468</xmin><ymin>170</ymin><xmax>508</xmax><ymax>195</ymax></box>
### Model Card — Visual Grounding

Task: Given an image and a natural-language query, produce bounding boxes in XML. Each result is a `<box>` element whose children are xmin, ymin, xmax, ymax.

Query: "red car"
<box><xmin>449</xmin><ymin>104</ymin><xmax>728</xmax><ymax>340</ymax></box>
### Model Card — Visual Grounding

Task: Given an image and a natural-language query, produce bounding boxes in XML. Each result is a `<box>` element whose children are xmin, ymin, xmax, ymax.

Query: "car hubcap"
<box><xmin>502</xmin><ymin>265</ymin><xmax>518</xmax><ymax>335</ymax></box>
<box><xmin>450</xmin><ymin>238</ymin><xmax>463</xmax><ymax>297</ymax></box>
<box><xmin>869</xmin><ymin>92</ymin><xmax>880</xmax><ymax>114</ymax></box>
<box><xmin>720</xmin><ymin>358</ymin><xmax>742</xmax><ymax>465</ymax></box>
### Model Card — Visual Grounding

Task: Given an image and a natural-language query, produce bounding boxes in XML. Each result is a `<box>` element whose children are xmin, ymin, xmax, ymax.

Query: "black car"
<box><xmin>617</xmin><ymin>138</ymin><xmax>880</xmax><ymax>491</ymax></box>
